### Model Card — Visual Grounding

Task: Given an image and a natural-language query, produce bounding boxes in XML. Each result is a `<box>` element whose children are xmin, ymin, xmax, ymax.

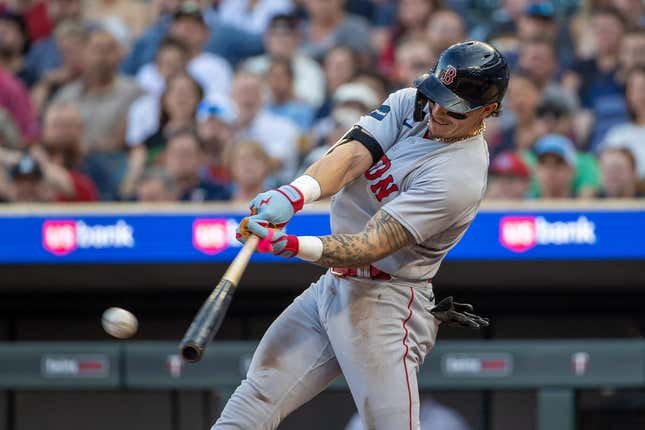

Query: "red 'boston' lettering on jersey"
<box><xmin>364</xmin><ymin>155</ymin><xmax>392</xmax><ymax>180</ymax></box>
<box><xmin>365</xmin><ymin>155</ymin><xmax>399</xmax><ymax>201</ymax></box>
<box><xmin>370</xmin><ymin>176</ymin><xmax>399</xmax><ymax>201</ymax></box>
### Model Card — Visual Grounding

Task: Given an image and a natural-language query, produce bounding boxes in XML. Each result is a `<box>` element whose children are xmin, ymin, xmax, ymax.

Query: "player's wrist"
<box><xmin>295</xmin><ymin>236</ymin><xmax>323</xmax><ymax>262</ymax></box>
<box><xmin>289</xmin><ymin>175</ymin><xmax>321</xmax><ymax>205</ymax></box>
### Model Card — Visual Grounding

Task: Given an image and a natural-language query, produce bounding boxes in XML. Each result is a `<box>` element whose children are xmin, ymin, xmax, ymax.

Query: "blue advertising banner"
<box><xmin>0</xmin><ymin>206</ymin><xmax>643</xmax><ymax>264</ymax></box>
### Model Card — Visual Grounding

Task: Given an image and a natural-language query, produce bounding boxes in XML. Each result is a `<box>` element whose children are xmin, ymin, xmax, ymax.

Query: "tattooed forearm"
<box><xmin>316</xmin><ymin>210</ymin><xmax>415</xmax><ymax>267</ymax></box>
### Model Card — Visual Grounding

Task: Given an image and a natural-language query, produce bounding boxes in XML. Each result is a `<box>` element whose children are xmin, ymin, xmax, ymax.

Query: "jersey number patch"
<box><xmin>365</xmin><ymin>155</ymin><xmax>399</xmax><ymax>202</ymax></box>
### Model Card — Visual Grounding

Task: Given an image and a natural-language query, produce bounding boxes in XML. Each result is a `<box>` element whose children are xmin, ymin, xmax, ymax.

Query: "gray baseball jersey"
<box><xmin>213</xmin><ymin>88</ymin><xmax>489</xmax><ymax>430</ymax></box>
<box><xmin>331</xmin><ymin>88</ymin><xmax>489</xmax><ymax>280</ymax></box>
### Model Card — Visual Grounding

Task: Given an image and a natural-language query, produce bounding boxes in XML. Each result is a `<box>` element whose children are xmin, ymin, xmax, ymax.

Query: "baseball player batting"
<box><xmin>216</xmin><ymin>41</ymin><xmax>509</xmax><ymax>430</ymax></box>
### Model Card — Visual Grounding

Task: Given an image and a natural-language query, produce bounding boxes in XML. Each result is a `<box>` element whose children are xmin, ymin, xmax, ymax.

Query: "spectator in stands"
<box><xmin>243</xmin><ymin>13</ymin><xmax>325</xmax><ymax>107</ymax></box>
<box><xmin>564</xmin><ymin>7</ymin><xmax>628</xmax><ymax>151</ymax></box>
<box><xmin>305</xmin><ymin>82</ymin><xmax>378</xmax><ymax>172</ymax></box>
<box><xmin>53</xmin><ymin>29</ymin><xmax>142</xmax><ymax>152</ymax></box>
<box><xmin>82</xmin><ymin>0</ymin><xmax>152</xmax><ymax>47</ymax></box>
<box><xmin>470</xmin><ymin>0</ymin><xmax>528</xmax><ymax>42</ymax></box>
<box><xmin>536</xmin><ymin>97</ymin><xmax>576</xmax><ymax>145</ymax></box>
<box><xmin>121</xmin><ymin>72</ymin><xmax>204</xmax><ymax>199</ymax></box>
<box><xmin>426</xmin><ymin>9</ymin><xmax>467</xmax><ymax>54</ymax></box>
<box><xmin>10</xmin><ymin>141</ymin><xmax>95</xmax><ymax>202</ymax></box>
<box><xmin>39</xmin><ymin>102</ymin><xmax>99</xmax><ymax>202</ymax></box>
<box><xmin>136</xmin><ymin>167</ymin><xmax>180</xmax><ymax>202</ymax></box>
<box><xmin>602</xmin><ymin>67</ymin><xmax>645</xmax><ymax>182</ymax></box>
<box><xmin>121</xmin><ymin>0</ymin><xmax>263</xmax><ymax>75</ymax></box>
<box><xmin>136</xmin><ymin>3</ymin><xmax>232</xmax><ymax>99</ymax></box>
<box><xmin>611</xmin><ymin>0</ymin><xmax>645</xmax><ymax>31</ymax></box>
<box><xmin>216</xmin><ymin>0</ymin><xmax>294</xmax><ymax>35</ymax></box>
<box><xmin>125</xmin><ymin>37</ymin><xmax>190</xmax><ymax>155</ymax></box>
<box><xmin>344</xmin><ymin>0</ymin><xmax>393</xmax><ymax>24</ymax></box>
<box><xmin>300</xmin><ymin>0</ymin><xmax>372</xmax><ymax>62</ymax></box>
<box><xmin>392</xmin><ymin>38</ymin><xmax>434</xmax><ymax>89</ymax></box>
<box><xmin>52</xmin><ymin>29</ymin><xmax>142</xmax><ymax>199</ymax></box>
<box><xmin>486</xmin><ymin>151</ymin><xmax>531</xmax><ymax>200</ymax></box>
<box><xmin>517</xmin><ymin>37</ymin><xmax>578</xmax><ymax>114</ymax></box>
<box><xmin>374</xmin><ymin>0</ymin><xmax>439</xmax><ymax>76</ymax></box>
<box><xmin>0</xmin><ymin>58</ymin><xmax>38</xmax><ymax>142</ymax></box>
<box><xmin>0</xmin><ymin>107</ymin><xmax>20</xmax><ymax>149</ymax></box>
<box><xmin>231</xmin><ymin>70</ymin><xmax>300</xmax><ymax>184</ymax></box>
<box><xmin>353</xmin><ymin>70</ymin><xmax>389</xmax><ymax>103</ymax></box>
<box><xmin>317</xmin><ymin>45</ymin><xmax>361</xmax><ymax>120</ymax></box>
<box><xmin>618</xmin><ymin>30</ymin><xmax>645</xmax><ymax>82</ymax></box>
<box><xmin>7</xmin><ymin>153</ymin><xmax>47</xmax><ymax>201</ymax></box>
<box><xmin>23</xmin><ymin>0</ymin><xmax>83</xmax><ymax>85</ymax></box>
<box><xmin>144</xmin><ymin>72</ymin><xmax>204</xmax><ymax>157</ymax></box>
<box><xmin>136</xmin><ymin>36</ymin><xmax>189</xmax><ymax>97</ymax></box>
<box><xmin>489</xmin><ymin>73</ymin><xmax>543</xmax><ymax>159</ymax></box>
<box><xmin>119</xmin><ymin>0</ymin><xmax>185</xmax><ymax>75</ymax></box>
<box><xmin>597</xmin><ymin>146</ymin><xmax>641</xmax><ymax>198</ymax></box>
<box><xmin>163</xmin><ymin>128</ymin><xmax>230</xmax><ymax>202</ymax></box>
<box><xmin>0</xmin><ymin>0</ymin><xmax>52</xmax><ymax>43</ymax></box>
<box><xmin>0</xmin><ymin>134</ymin><xmax>22</xmax><ymax>200</ymax></box>
<box><xmin>0</xmin><ymin>11</ymin><xmax>30</xmax><ymax>81</ymax></box>
<box><xmin>531</xmin><ymin>134</ymin><xmax>600</xmax><ymax>199</ymax></box>
<box><xmin>30</xmin><ymin>20</ymin><xmax>86</xmax><ymax>114</ymax></box>
<box><xmin>196</xmin><ymin>97</ymin><xmax>236</xmax><ymax>185</ymax></box>
<box><xmin>517</xmin><ymin>1</ymin><xmax>558</xmax><ymax>42</ymax></box>
<box><xmin>229</xmin><ymin>140</ymin><xmax>272</xmax><ymax>203</ymax></box>
<box><xmin>265</xmin><ymin>58</ymin><xmax>315</xmax><ymax>132</ymax></box>
<box><xmin>533</xmin><ymin>134</ymin><xmax>577</xmax><ymax>199</ymax></box>
<box><xmin>517</xmin><ymin>1</ymin><xmax>576</xmax><ymax>71</ymax></box>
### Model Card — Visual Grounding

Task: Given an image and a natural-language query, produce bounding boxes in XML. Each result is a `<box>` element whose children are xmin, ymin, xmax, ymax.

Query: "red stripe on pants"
<box><xmin>402</xmin><ymin>287</ymin><xmax>415</xmax><ymax>430</ymax></box>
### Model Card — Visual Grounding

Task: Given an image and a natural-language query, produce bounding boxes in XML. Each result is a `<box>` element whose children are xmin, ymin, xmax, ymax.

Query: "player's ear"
<box><xmin>482</xmin><ymin>103</ymin><xmax>498</xmax><ymax>118</ymax></box>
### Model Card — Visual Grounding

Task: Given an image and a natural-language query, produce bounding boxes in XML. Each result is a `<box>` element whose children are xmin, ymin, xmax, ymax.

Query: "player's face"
<box><xmin>427</xmin><ymin>100</ymin><xmax>493</xmax><ymax>139</ymax></box>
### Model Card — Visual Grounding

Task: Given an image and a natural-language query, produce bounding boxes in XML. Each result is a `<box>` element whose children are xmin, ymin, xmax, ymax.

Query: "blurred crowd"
<box><xmin>0</xmin><ymin>0</ymin><xmax>643</xmax><ymax>203</ymax></box>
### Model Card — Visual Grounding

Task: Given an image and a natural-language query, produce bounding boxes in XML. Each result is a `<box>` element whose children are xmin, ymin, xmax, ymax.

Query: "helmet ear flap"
<box><xmin>413</xmin><ymin>90</ymin><xmax>428</xmax><ymax>122</ymax></box>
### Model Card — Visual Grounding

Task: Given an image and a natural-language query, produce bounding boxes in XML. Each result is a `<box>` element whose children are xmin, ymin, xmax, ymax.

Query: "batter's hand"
<box><xmin>236</xmin><ymin>218</ymin><xmax>299</xmax><ymax>258</ymax></box>
<box><xmin>430</xmin><ymin>297</ymin><xmax>490</xmax><ymax>329</ymax></box>
<box><xmin>248</xmin><ymin>185</ymin><xmax>305</xmax><ymax>228</ymax></box>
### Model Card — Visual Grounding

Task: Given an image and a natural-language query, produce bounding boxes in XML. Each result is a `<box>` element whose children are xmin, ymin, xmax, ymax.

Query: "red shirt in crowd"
<box><xmin>56</xmin><ymin>171</ymin><xmax>99</xmax><ymax>202</ymax></box>
<box><xmin>0</xmin><ymin>1</ymin><xmax>52</xmax><ymax>42</ymax></box>
<box><xmin>0</xmin><ymin>66</ymin><xmax>39</xmax><ymax>141</ymax></box>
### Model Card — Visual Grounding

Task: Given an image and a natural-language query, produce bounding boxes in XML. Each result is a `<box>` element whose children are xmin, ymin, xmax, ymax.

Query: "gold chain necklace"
<box><xmin>430</xmin><ymin>122</ymin><xmax>487</xmax><ymax>143</ymax></box>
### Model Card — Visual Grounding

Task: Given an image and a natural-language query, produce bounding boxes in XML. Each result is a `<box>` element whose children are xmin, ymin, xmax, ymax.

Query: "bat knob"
<box><xmin>181</xmin><ymin>343</ymin><xmax>202</xmax><ymax>363</ymax></box>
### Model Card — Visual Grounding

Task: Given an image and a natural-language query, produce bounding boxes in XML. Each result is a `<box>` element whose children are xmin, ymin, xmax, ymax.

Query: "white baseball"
<box><xmin>102</xmin><ymin>307</ymin><xmax>138</xmax><ymax>339</ymax></box>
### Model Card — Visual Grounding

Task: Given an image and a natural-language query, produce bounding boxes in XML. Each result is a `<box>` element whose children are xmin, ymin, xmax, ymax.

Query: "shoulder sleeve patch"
<box><xmin>369</xmin><ymin>104</ymin><xmax>391</xmax><ymax>121</ymax></box>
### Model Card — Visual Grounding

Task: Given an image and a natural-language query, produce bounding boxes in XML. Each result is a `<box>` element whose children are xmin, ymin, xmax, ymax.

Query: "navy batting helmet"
<box><xmin>413</xmin><ymin>41</ymin><xmax>509</xmax><ymax>121</ymax></box>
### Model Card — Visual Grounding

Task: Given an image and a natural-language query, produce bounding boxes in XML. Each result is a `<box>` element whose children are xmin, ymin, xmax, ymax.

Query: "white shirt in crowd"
<box><xmin>125</xmin><ymin>93</ymin><xmax>236</xmax><ymax>147</ymax></box>
<box><xmin>602</xmin><ymin>123</ymin><xmax>645</xmax><ymax>179</ymax></box>
<box><xmin>237</xmin><ymin>109</ymin><xmax>300</xmax><ymax>183</ymax></box>
<box><xmin>243</xmin><ymin>53</ymin><xmax>326</xmax><ymax>107</ymax></box>
<box><xmin>125</xmin><ymin>94</ymin><xmax>159</xmax><ymax>146</ymax></box>
<box><xmin>215</xmin><ymin>0</ymin><xmax>294</xmax><ymax>35</ymax></box>
<box><xmin>136</xmin><ymin>52</ymin><xmax>233</xmax><ymax>98</ymax></box>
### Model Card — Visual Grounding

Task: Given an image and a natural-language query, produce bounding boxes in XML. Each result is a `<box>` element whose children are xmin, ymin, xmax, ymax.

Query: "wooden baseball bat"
<box><xmin>179</xmin><ymin>235</ymin><xmax>260</xmax><ymax>363</ymax></box>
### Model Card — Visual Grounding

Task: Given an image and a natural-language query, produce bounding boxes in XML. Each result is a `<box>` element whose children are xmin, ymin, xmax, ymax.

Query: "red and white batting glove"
<box><xmin>248</xmin><ymin>184</ymin><xmax>304</xmax><ymax>228</ymax></box>
<box><xmin>237</xmin><ymin>218</ymin><xmax>299</xmax><ymax>258</ymax></box>
<box><xmin>245</xmin><ymin>176</ymin><xmax>322</xmax><ymax>228</ymax></box>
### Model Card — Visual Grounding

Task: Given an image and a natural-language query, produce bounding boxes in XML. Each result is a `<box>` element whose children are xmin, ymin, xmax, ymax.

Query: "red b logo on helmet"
<box><xmin>440</xmin><ymin>65</ymin><xmax>457</xmax><ymax>85</ymax></box>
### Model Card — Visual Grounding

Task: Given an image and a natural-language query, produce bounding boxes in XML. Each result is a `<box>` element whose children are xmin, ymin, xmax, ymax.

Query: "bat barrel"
<box><xmin>180</xmin><ymin>342</ymin><xmax>202</xmax><ymax>362</ymax></box>
<box><xmin>179</xmin><ymin>279</ymin><xmax>236</xmax><ymax>362</ymax></box>
<box><xmin>178</xmin><ymin>235</ymin><xmax>259</xmax><ymax>363</ymax></box>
